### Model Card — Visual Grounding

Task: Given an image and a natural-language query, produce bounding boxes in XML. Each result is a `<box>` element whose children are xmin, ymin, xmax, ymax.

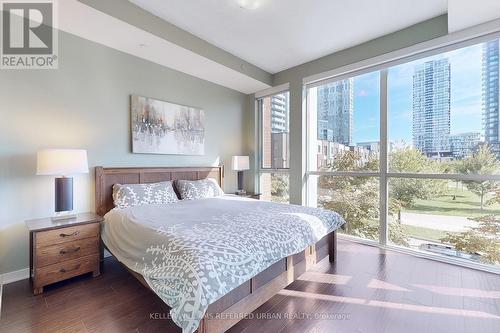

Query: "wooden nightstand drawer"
<box><xmin>34</xmin><ymin>254</ymin><xmax>100</xmax><ymax>288</ymax></box>
<box><xmin>27</xmin><ymin>213</ymin><xmax>103</xmax><ymax>295</ymax></box>
<box><xmin>35</xmin><ymin>236</ymin><xmax>99</xmax><ymax>267</ymax></box>
<box><xmin>35</xmin><ymin>223</ymin><xmax>99</xmax><ymax>248</ymax></box>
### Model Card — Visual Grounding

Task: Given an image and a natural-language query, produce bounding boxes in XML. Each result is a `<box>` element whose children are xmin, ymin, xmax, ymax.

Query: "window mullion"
<box><xmin>379</xmin><ymin>69</ymin><xmax>389</xmax><ymax>246</ymax></box>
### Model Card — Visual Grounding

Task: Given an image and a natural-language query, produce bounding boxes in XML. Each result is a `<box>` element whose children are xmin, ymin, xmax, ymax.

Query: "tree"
<box><xmin>456</xmin><ymin>145</ymin><xmax>500</xmax><ymax>210</ymax></box>
<box><xmin>319</xmin><ymin>174</ymin><xmax>380</xmax><ymax>240</ymax></box>
<box><xmin>271</xmin><ymin>174</ymin><xmax>289</xmax><ymax>203</ymax></box>
<box><xmin>487</xmin><ymin>189</ymin><xmax>500</xmax><ymax>206</ymax></box>
<box><xmin>389</xmin><ymin>147</ymin><xmax>447</xmax><ymax>222</ymax></box>
<box><xmin>318</xmin><ymin>150</ymin><xmax>409</xmax><ymax>246</ymax></box>
<box><xmin>442</xmin><ymin>215</ymin><xmax>500</xmax><ymax>265</ymax></box>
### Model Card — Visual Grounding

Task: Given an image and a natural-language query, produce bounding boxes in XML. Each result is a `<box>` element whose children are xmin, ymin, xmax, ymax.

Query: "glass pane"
<box><xmin>260</xmin><ymin>92</ymin><xmax>290</xmax><ymax>169</ymax></box>
<box><xmin>310</xmin><ymin>175</ymin><xmax>380</xmax><ymax>241</ymax></box>
<box><xmin>260</xmin><ymin>173</ymin><xmax>289</xmax><ymax>203</ymax></box>
<box><xmin>307</xmin><ymin>71</ymin><xmax>380</xmax><ymax>172</ymax></box>
<box><xmin>388</xmin><ymin>38</ymin><xmax>500</xmax><ymax>174</ymax></box>
<box><xmin>389</xmin><ymin>178</ymin><xmax>500</xmax><ymax>267</ymax></box>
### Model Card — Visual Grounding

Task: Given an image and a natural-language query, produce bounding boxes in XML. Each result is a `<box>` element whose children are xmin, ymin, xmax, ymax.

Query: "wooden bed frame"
<box><xmin>95</xmin><ymin>166</ymin><xmax>337</xmax><ymax>333</ymax></box>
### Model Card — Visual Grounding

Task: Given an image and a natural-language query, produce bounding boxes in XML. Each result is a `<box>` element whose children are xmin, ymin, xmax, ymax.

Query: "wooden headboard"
<box><xmin>95</xmin><ymin>166</ymin><xmax>224</xmax><ymax>216</ymax></box>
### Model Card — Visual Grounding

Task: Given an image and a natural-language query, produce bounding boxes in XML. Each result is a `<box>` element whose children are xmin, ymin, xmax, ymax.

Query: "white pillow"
<box><xmin>113</xmin><ymin>181</ymin><xmax>179</xmax><ymax>209</ymax></box>
<box><xmin>176</xmin><ymin>178</ymin><xmax>224</xmax><ymax>200</ymax></box>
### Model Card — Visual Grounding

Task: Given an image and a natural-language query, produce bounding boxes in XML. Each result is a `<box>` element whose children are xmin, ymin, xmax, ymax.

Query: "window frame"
<box><xmin>257</xmin><ymin>89</ymin><xmax>291</xmax><ymax>171</ymax></box>
<box><xmin>304</xmin><ymin>33</ymin><xmax>500</xmax><ymax>274</ymax></box>
<box><xmin>257</xmin><ymin>87</ymin><xmax>291</xmax><ymax>202</ymax></box>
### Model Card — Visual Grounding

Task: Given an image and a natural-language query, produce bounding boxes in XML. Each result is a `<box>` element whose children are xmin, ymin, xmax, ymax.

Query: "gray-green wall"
<box><xmin>250</xmin><ymin>15</ymin><xmax>449</xmax><ymax>205</ymax></box>
<box><xmin>0</xmin><ymin>31</ymin><xmax>249</xmax><ymax>275</ymax></box>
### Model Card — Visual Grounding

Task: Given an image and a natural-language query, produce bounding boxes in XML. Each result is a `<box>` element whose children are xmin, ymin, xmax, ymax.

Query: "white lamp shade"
<box><xmin>232</xmin><ymin>155</ymin><xmax>250</xmax><ymax>171</ymax></box>
<box><xmin>37</xmin><ymin>149</ymin><xmax>89</xmax><ymax>176</ymax></box>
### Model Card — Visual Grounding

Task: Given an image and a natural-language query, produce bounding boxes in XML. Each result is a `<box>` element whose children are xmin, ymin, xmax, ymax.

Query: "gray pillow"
<box><xmin>113</xmin><ymin>181</ymin><xmax>179</xmax><ymax>209</ymax></box>
<box><xmin>176</xmin><ymin>178</ymin><xmax>224</xmax><ymax>200</ymax></box>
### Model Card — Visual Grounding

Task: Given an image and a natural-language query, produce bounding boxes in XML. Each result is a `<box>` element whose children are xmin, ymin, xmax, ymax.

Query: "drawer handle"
<box><xmin>59</xmin><ymin>231</ymin><xmax>80</xmax><ymax>238</ymax></box>
<box><xmin>59</xmin><ymin>246</ymin><xmax>81</xmax><ymax>255</ymax></box>
<box><xmin>59</xmin><ymin>264</ymin><xmax>81</xmax><ymax>273</ymax></box>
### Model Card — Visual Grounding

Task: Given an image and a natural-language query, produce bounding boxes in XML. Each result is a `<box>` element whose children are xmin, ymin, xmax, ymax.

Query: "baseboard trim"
<box><xmin>1</xmin><ymin>268</ymin><xmax>29</xmax><ymax>285</ymax></box>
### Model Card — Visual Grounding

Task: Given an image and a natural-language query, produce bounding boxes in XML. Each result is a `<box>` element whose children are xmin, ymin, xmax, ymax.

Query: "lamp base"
<box><xmin>237</xmin><ymin>171</ymin><xmax>245</xmax><ymax>193</ymax></box>
<box><xmin>55</xmin><ymin>177</ymin><xmax>74</xmax><ymax>213</ymax></box>
<box><xmin>235</xmin><ymin>189</ymin><xmax>247</xmax><ymax>195</ymax></box>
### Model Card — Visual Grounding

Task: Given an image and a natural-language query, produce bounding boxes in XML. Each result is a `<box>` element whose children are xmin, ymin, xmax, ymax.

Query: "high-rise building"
<box><xmin>261</xmin><ymin>92</ymin><xmax>290</xmax><ymax>169</ymax></box>
<box><xmin>412</xmin><ymin>59</ymin><xmax>451</xmax><ymax>157</ymax></box>
<box><xmin>270</xmin><ymin>93</ymin><xmax>289</xmax><ymax>133</ymax></box>
<box><xmin>317</xmin><ymin>79</ymin><xmax>354</xmax><ymax>145</ymax></box>
<box><xmin>449</xmin><ymin>132</ymin><xmax>482</xmax><ymax>159</ymax></box>
<box><xmin>482</xmin><ymin>40</ymin><xmax>500</xmax><ymax>156</ymax></box>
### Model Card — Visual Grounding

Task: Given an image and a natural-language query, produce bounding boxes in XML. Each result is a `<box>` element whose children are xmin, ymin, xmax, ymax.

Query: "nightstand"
<box><xmin>26</xmin><ymin>212</ymin><xmax>103</xmax><ymax>295</ymax></box>
<box><xmin>235</xmin><ymin>192</ymin><xmax>261</xmax><ymax>200</ymax></box>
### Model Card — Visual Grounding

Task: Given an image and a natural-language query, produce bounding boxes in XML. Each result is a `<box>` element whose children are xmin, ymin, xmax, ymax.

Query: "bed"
<box><xmin>95</xmin><ymin>166</ymin><xmax>345</xmax><ymax>333</ymax></box>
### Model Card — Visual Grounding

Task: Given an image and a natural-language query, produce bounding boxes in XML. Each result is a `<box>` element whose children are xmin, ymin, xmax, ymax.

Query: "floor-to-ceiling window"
<box><xmin>306</xmin><ymin>71</ymin><xmax>381</xmax><ymax>241</ymax></box>
<box><xmin>306</xmin><ymin>37</ymin><xmax>500</xmax><ymax>271</ymax></box>
<box><xmin>258</xmin><ymin>90</ymin><xmax>290</xmax><ymax>203</ymax></box>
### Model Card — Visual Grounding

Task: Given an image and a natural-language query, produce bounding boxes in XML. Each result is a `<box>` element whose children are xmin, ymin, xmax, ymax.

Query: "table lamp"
<box><xmin>37</xmin><ymin>149</ymin><xmax>89</xmax><ymax>221</ymax></box>
<box><xmin>232</xmin><ymin>155</ymin><xmax>250</xmax><ymax>195</ymax></box>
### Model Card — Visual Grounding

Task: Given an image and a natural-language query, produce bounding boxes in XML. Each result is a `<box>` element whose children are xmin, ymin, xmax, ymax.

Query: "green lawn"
<box><xmin>405</xmin><ymin>185</ymin><xmax>500</xmax><ymax>218</ymax></box>
<box><xmin>404</xmin><ymin>225</ymin><xmax>449</xmax><ymax>242</ymax></box>
<box><xmin>330</xmin><ymin>183</ymin><xmax>498</xmax><ymax>244</ymax></box>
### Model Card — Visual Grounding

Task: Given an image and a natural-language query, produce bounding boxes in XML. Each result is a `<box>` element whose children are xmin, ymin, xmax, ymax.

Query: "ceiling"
<box><xmin>129</xmin><ymin>0</ymin><xmax>448</xmax><ymax>74</ymax></box>
<box><xmin>58</xmin><ymin>1</ymin><xmax>270</xmax><ymax>94</ymax></box>
<box><xmin>448</xmin><ymin>0</ymin><xmax>500</xmax><ymax>33</ymax></box>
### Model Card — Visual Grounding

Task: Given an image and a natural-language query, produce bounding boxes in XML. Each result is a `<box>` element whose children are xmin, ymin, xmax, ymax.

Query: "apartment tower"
<box><xmin>412</xmin><ymin>59</ymin><xmax>451</xmax><ymax>157</ymax></box>
<box><xmin>317</xmin><ymin>79</ymin><xmax>354</xmax><ymax>145</ymax></box>
<box><xmin>483</xmin><ymin>40</ymin><xmax>500</xmax><ymax>156</ymax></box>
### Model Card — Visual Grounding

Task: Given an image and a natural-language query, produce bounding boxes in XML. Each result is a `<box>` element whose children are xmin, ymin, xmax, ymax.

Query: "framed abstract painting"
<box><xmin>131</xmin><ymin>95</ymin><xmax>205</xmax><ymax>155</ymax></box>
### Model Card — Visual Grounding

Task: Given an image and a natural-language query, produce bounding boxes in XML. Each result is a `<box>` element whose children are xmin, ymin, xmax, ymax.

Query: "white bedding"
<box><xmin>102</xmin><ymin>195</ymin><xmax>345</xmax><ymax>333</ymax></box>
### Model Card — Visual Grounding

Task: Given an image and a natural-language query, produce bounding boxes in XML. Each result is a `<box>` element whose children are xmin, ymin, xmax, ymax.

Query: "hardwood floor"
<box><xmin>1</xmin><ymin>239</ymin><xmax>499</xmax><ymax>333</ymax></box>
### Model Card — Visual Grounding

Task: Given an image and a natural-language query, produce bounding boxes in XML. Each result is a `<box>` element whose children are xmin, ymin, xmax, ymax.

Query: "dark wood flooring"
<box><xmin>1</xmin><ymin>239</ymin><xmax>499</xmax><ymax>333</ymax></box>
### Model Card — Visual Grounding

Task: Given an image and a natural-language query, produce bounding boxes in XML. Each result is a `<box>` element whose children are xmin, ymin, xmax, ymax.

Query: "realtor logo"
<box><xmin>1</xmin><ymin>0</ymin><xmax>58</xmax><ymax>69</ymax></box>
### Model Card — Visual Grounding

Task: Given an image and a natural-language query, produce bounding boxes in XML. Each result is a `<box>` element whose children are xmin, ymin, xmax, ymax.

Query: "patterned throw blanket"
<box><xmin>102</xmin><ymin>196</ymin><xmax>345</xmax><ymax>333</ymax></box>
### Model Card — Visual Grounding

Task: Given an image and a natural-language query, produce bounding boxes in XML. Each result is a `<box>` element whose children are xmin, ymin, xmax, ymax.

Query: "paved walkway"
<box><xmin>400</xmin><ymin>212</ymin><xmax>478</xmax><ymax>232</ymax></box>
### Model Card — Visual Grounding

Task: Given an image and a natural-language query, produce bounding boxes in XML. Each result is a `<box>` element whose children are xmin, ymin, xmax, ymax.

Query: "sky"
<box><xmin>350</xmin><ymin>42</ymin><xmax>485</xmax><ymax>144</ymax></box>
